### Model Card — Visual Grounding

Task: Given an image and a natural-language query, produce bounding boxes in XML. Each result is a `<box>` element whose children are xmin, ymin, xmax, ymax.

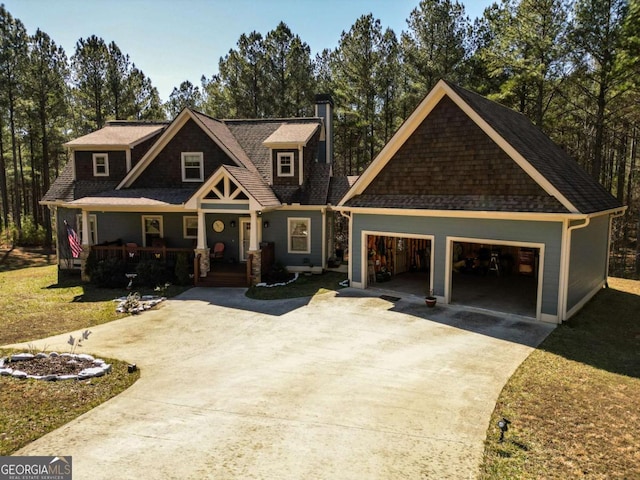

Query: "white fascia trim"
<box><xmin>339</xmin><ymin>86</ymin><xmax>447</xmax><ymax>206</ymax></box>
<box><xmin>60</xmin><ymin>203</ymin><xmax>189</xmax><ymax>213</ymax></box>
<box><xmin>445</xmin><ymin>235</ymin><xmax>547</xmax><ymax>322</ymax></box>
<box><xmin>67</xmin><ymin>145</ymin><xmax>128</xmax><ymax>151</ymax></box>
<box><xmin>118</xmin><ymin>109</ymin><xmax>245</xmax><ymax>189</ymax></box>
<box><xmin>272</xmin><ymin>205</ymin><xmax>327</xmax><ymax>211</ymax></box>
<box><xmin>334</xmin><ymin>206</ymin><xmax>585</xmax><ymax>222</ymax></box>
<box><xmin>184</xmin><ymin>166</ymin><xmax>256</xmax><ymax>210</ymax></box>
<box><xmin>118</xmin><ymin>110</ymin><xmax>192</xmax><ymax>189</ymax></box>
<box><xmin>440</xmin><ymin>83</ymin><xmax>577</xmax><ymax>213</ymax></box>
<box><xmin>338</xmin><ymin>79</ymin><xmax>577</xmax><ymax>214</ymax></box>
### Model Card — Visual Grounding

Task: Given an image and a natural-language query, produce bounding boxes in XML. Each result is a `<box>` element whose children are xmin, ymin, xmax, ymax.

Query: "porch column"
<box><xmin>80</xmin><ymin>210</ymin><xmax>91</xmax><ymax>282</ymax></box>
<box><xmin>248</xmin><ymin>210</ymin><xmax>261</xmax><ymax>285</ymax></box>
<box><xmin>195</xmin><ymin>210</ymin><xmax>210</xmax><ymax>277</ymax></box>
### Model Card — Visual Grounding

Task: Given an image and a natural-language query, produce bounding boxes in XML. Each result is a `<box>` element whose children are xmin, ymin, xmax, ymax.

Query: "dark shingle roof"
<box><xmin>329</xmin><ymin>176</ymin><xmax>358</xmax><ymax>206</ymax></box>
<box><xmin>224</xmin><ymin>165</ymin><xmax>280</xmax><ymax>208</ymax></box>
<box><xmin>444</xmin><ymin>81</ymin><xmax>622</xmax><ymax>214</ymax></box>
<box><xmin>42</xmin><ymin>162</ymin><xmax>74</xmax><ymax>202</ymax></box>
<box><xmin>345</xmin><ymin>194</ymin><xmax>569</xmax><ymax>213</ymax></box>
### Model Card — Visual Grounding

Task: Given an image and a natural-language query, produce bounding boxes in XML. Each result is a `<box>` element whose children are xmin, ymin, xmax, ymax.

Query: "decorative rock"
<box><xmin>49</xmin><ymin>352</ymin><xmax>59</xmax><ymax>357</ymax></box>
<box><xmin>77</xmin><ymin>353</ymin><xmax>95</xmax><ymax>362</ymax></box>
<box><xmin>0</xmin><ymin>368</ymin><xmax>13</xmax><ymax>376</ymax></box>
<box><xmin>10</xmin><ymin>353</ymin><xmax>34</xmax><ymax>361</ymax></box>
<box><xmin>11</xmin><ymin>370</ymin><xmax>27</xmax><ymax>379</ymax></box>
<box><xmin>103</xmin><ymin>364</ymin><xmax>112</xmax><ymax>374</ymax></box>
<box><xmin>57</xmin><ymin>375</ymin><xmax>77</xmax><ymax>381</ymax></box>
<box><xmin>41</xmin><ymin>375</ymin><xmax>58</xmax><ymax>382</ymax></box>
<box><xmin>78</xmin><ymin>367</ymin><xmax>105</xmax><ymax>380</ymax></box>
<box><xmin>35</xmin><ymin>352</ymin><xmax>48</xmax><ymax>359</ymax></box>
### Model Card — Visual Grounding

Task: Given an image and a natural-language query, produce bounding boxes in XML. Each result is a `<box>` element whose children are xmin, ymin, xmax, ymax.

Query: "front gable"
<box><xmin>340</xmin><ymin>80</ymin><xmax>578</xmax><ymax>214</ymax></box>
<box><xmin>129</xmin><ymin>118</ymin><xmax>237</xmax><ymax>188</ymax></box>
<box><xmin>363</xmin><ymin>96</ymin><xmax>549</xmax><ymax>199</ymax></box>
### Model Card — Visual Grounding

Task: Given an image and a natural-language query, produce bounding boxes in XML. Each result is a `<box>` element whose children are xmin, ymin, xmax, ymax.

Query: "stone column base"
<box><xmin>80</xmin><ymin>245</ymin><xmax>90</xmax><ymax>282</ymax></box>
<box><xmin>195</xmin><ymin>248</ymin><xmax>210</xmax><ymax>277</ymax></box>
<box><xmin>249</xmin><ymin>249</ymin><xmax>262</xmax><ymax>285</ymax></box>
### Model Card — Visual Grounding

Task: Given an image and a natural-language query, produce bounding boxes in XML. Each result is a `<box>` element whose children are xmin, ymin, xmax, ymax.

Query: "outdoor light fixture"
<box><xmin>497</xmin><ymin>417</ymin><xmax>511</xmax><ymax>443</ymax></box>
<box><xmin>230</xmin><ymin>220</ymin><xmax>236</xmax><ymax>228</ymax></box>
<box><xmin>263</xmin><ymin>221</ymin><xmax>270</xmax><ymax>228</ymax></box>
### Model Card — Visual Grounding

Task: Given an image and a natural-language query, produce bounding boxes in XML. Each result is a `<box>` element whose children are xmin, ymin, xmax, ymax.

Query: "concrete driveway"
<box><xmin>10</xmin><ymin>287</ymin><xmax>553</xmax><ymax>479</ymax></box>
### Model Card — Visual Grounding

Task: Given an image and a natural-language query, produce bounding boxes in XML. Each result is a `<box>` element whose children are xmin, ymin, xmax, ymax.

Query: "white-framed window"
<box><xmin>76</xmin><ymin>214</ymin><xmax>97</xmax><ymax>245</ymax></box>
<box><xmin>277</xmin><ymin>152</ymin><xmax>294</xmax><ymax>177</ymax></box>
<box><xmin>142</xmin><ymin>215</ymin><xmax>163</xmax><ymax>247</ymax></box>
<box><xmin>183</xmin><ymin>216</ymin><xmax>198</xmax><ymax>239</ymax></box>
<box><xmin>181</xmin><ymin>152</ymin><xmax>204</xmax><ymax>182</ymax></box>
<box><xmin>92</xmin><ymin>153</ymin><xmax>109</xmax><ymax>177</ymax></box>
<box><xmin>288</xmin><ymin>217</ymin><xmax>310</xmax><ymax>253</ymax></box>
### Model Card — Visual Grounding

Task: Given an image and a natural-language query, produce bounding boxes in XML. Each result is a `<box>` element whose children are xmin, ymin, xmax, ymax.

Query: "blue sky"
<box><xmin>5</xmin><ymin>0</ymin><xmax>494</xmax><ymax>101</ymax></box>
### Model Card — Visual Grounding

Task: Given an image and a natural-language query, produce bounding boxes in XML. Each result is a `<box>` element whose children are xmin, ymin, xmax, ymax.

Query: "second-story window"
<box><xmin>181</xmin><ymin>152</ymin><xmax>204</xmax><ymax>182</ymax></box>
<box><xmin>277</xmin><ymin>152</ymin><xmax>294</xmax><ymax>177</ymax></box>
<box><xmin>93</xmin><ymin>153</ymin><xmax>109</xmax><ymax>177</ymax></box>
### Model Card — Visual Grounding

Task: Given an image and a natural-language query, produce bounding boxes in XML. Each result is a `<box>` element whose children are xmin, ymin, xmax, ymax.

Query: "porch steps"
<box><xmin>196</xmin><ymin>270</ymin><xmax>249</xmax><ymax>288</ymax></box>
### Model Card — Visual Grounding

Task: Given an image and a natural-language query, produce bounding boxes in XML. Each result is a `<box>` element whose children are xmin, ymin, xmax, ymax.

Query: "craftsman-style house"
<box><xmin>42</xmin><ymin>95</ymin><xmax>348</xmax><ymax>286</ymax></box>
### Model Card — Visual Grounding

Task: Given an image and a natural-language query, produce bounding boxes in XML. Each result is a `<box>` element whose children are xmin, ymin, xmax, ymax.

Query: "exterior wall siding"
<box><xmin>362</xmin><ymin>96</ymin><xmax>549</xmax><ymax>198</ymax></box>
<box><xmin>131</xmin><ymin>132</ymin><xmax>163</xmax><ymax>168</ymax></box>
<box><xmin>567</xmin><ymin>214</ymin><xmax>609</xmax><ymax>311</ymax></box>
<box><xmin>204</xmin><ymin>213</ymin><xmax>242</xmax><ymax>262</ymax></box>
<box><xmin>351</xmin><ymin>213</ymin><xmax>563</xmax><ymax>316</ymax></box>
<box><xmin>74</xmin><ymin>150</ymin><xmax>127</xmax><ymax>181</ymax></box>
<box><xmin>261</xmin><ymin>210</ymin><xmax>324</xmax><ymax>267</ymax></box>
<box><xmin>131</xmin><ymin>118</ymin><xmax>235</xmax><ymax>188</ymax></box>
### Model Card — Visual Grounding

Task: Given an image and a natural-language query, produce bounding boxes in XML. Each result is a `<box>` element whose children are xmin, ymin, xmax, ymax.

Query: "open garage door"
<box><xmin>365</xmin><ymin>234</ymin><xmax>432</xmax><ymax>297</ymax></box>
<box><xmin>450</xmin><ymin>240</ymin><xmax>539</xmax><ymax>317</ymax></box>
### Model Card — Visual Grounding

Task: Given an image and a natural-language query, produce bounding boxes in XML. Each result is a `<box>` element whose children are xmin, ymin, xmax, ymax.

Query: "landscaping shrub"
<box><xmin>262</xmin><ymin>262</ymin><xmax>294</xmax><ymax>284</ymax></box>
<box><xmin>85</xmin><ymin>254</ymin><xmax>127</xmax><ymax>288</ymax></box>
<box><xmin>174</xmin><ymin>252</ymin><xmax>191</xmax><ymax>285</ymax></box>
<box><xmin>135</xmin><ymin>259</ymin><xmax>170</xmax><ymax>287</ymax></box>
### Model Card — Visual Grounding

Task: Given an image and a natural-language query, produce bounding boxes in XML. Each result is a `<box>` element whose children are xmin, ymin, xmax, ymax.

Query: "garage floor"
<box><xmin>451</xmin><ymin>272</ymin><xmax>538</xmax><ymax>317</ymax></box>
<box><xmin>371</xmin><ymin>271</ymin><xmax>538</xmax><ymax>318</ymax></box>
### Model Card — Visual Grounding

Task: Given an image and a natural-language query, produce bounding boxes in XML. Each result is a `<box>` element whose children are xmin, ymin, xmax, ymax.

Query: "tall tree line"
<box><xmin>0</xmin><ymin>5</ymin><xmax>164</xmax><ymax>247</ymax></box>
<box><xmin>1</xmin><ymin>1</ymin><xmax>638</xmax><ymax>276</ymax></box>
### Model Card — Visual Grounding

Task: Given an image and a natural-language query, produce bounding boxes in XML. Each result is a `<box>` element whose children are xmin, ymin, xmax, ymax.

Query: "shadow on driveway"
<box><xmin>335</xmin><ymin>287</ymin><xmax>554</xmax><ymax>348</ymax></box>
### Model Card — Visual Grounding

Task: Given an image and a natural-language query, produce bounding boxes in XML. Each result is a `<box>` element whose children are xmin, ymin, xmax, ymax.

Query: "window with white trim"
<box><xmin>288</xmin><ymin>217</ymin><xmax>310</xmax><ymax>253</ymax></box>
<box><xmin>93</xmin><ymin>153</ymin><xmax>109</xmax><ymax>177</ymax></box>
<box><xmin>183</xmin><ymin>216</ymin><xmax>198</xmax><ymax>239</ymax></box>
<box><xmin>76</xmin><ymin>214</ymin><xmax>97</xmax><ymax>245</ymax></box>
<box><xmin>142</xmin><ymin>215</ymin><xmax>163</xmax><ymax>247</ymax></box>
<box><xmin>181</xmin><ymin>152</ymin><xmax>204</xmax><ymax>182</ymax></box>
<box><xmin>277</xmin><ymin>152</ymin><xmax>294</xmax><ymax>177</ymax></box>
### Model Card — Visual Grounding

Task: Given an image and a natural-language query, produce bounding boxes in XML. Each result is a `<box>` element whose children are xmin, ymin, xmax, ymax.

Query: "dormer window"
<box><xmin>93</xmin><ymin>153</ymin><xmax>109</xmax><ymax>177</ymax></box>
<box><xmin>277</xmin><ymin>152</ymin><xmax>294</xmax><ymax>177</ymax></box>
<box><xmin>182</xmin><ymin>152</ymin><xmax>204</xmax><ymax>182</ymax></box>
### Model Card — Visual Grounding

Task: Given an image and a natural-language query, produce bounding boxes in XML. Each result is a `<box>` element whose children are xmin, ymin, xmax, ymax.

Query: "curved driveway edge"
<box><xmin>9</xmin><ymin>287</ymin><xmax>554</xmax><ymax>479</ymax></box>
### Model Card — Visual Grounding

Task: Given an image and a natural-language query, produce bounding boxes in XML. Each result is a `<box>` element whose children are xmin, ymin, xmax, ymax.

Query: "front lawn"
<box><xmin>0</xmin><ymin>248</ymin><xmax>185</xmax><ymax>455</ymax></box>
<box><xmin>480</xmin><ymin>277</ymin><xmax>640</xmax><ymax>479</ymax></box>
<box><xmin>245</xmin><ymin>271</ymin><xmax>347</xmax><ymax>300</ymax></box>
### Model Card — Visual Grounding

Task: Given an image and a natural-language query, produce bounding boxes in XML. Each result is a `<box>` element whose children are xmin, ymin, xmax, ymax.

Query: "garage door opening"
<box><xmin>365</xmin><ymin>235</ymin><xmax>432</xmax><ymax>297</ymax></box>
<box><xmin>450</xmin><ymin>241</ymin><xmax>539</xmax><ymax>317</ymax></box>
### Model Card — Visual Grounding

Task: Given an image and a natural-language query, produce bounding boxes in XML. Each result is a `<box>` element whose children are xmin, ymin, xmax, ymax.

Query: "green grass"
<box><xmin>480</xmin><ymin>277</ymin><xmax>640</xmax><ymax>479</ymax></box>
<box><xmin>0</xmin><ymin>352</ymin><xmax>140</xmax><ymax>455</ymax></box>
<box><xmin>0</xmin><ymin>261</ymin><xmax>190</xmax><ymax>346</ymax></box>
<box><xmin>245</xmin><ymin>271</ymin><xmax>348</xmax><ymax>300</ymax></box>
<box><xmin>0</xmin><ymin>247</ymin><xmax>186</xmax><ymax>454</ymax></box>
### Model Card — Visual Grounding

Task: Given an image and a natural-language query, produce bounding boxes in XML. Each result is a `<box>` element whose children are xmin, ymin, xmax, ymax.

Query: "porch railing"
<box><xmin>91</xmin><ymin>245</ymin><xmax>194</xmax><ymax>266</ymax></box>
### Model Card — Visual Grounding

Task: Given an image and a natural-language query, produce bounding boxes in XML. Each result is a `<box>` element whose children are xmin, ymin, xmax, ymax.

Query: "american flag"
<box><xmin>65</xmin><ymin>221</ymin><xmax>83</xmax><ymax>258</ymax></box>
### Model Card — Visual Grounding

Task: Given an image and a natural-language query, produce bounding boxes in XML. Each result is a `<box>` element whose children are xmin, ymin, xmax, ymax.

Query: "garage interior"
<box><xmin>366</xmin><ymin>235</ymin><xmax>539</xmax><ymax>318</ymax></box>
<box><xmin>450</xmin><ymin>241</ymin><xmax>539</xmax><ymax>317</ymax></box>
<box><xmin>366</xmin><ymin>235</ymin><xmax>432</xmax><ymax>297</ymax></box>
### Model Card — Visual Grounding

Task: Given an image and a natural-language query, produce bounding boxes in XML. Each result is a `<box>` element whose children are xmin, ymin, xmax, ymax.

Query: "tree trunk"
<box><xmin>0</xmin><ymin>115</ymin><xmax>9</xmax><ymax>230</ymax></box>
<box><xmin>40</xmin><ymin>99</ymin><xmax>53</xmax><ymax>250</ymax></box>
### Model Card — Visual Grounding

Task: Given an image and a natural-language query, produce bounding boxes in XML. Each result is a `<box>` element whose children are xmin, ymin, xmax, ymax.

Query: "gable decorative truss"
<box><xmin>339</xmin><ymin>79</ymin><xmax>577</xmax><ymax>213</ymax></box>
<box><xmin>116</xmin><ymin>108</ymin><xmax>247</xmax><ymax>190</ymax></box>
<box><xmin>184</xmin><ymin>165</ymin><xmax>280</xmax><ymax>212</ymax></box>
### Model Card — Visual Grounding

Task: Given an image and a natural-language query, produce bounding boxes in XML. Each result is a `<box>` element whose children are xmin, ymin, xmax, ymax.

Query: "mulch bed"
<box><xmin>5</xmin><ymin>356</ymin><xmax>95</xmax><ymax>376</ymax></box>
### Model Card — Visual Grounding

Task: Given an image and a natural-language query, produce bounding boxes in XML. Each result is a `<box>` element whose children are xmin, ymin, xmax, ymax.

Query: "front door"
<box><xmin>239</xmin><ymin>217</ymin><xmax>251</xmax><ymax>262</ymax></box>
